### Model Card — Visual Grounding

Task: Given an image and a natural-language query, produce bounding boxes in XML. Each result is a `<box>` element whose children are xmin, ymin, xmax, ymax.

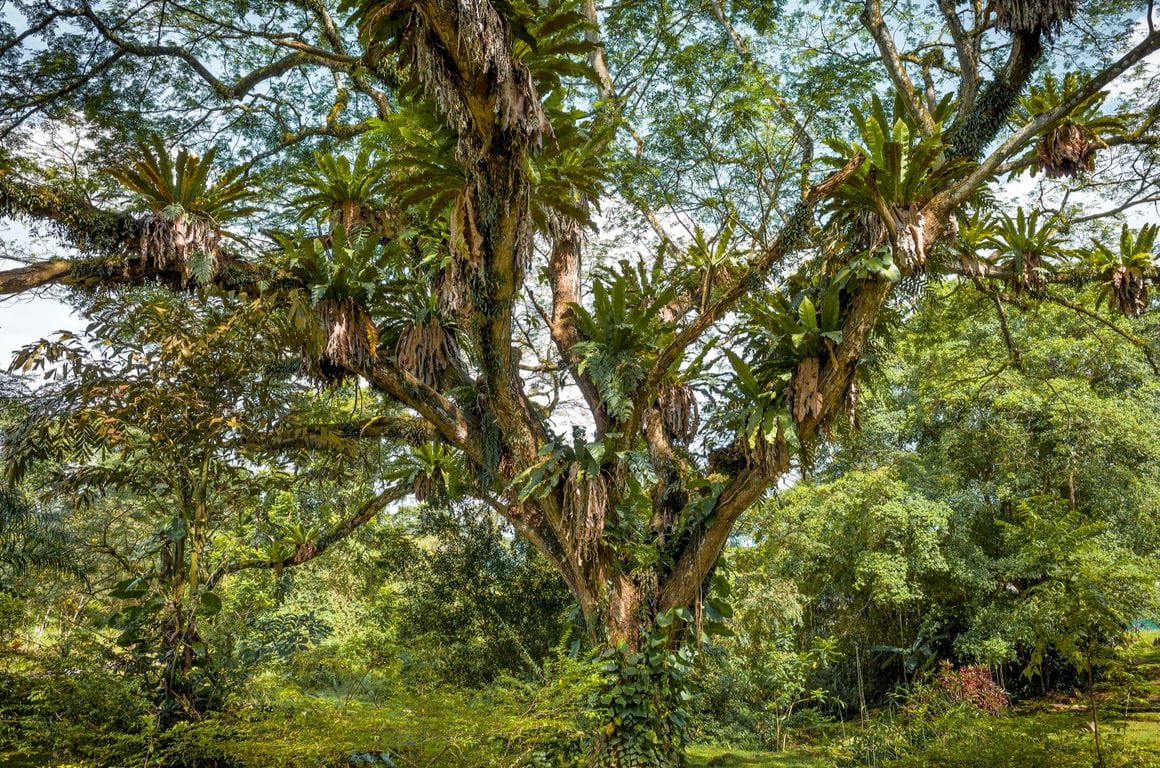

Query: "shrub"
<box><xmin>907</xmin><ymin>662</ymin><xmax>1008</xmax><ymax>717</ymax></box>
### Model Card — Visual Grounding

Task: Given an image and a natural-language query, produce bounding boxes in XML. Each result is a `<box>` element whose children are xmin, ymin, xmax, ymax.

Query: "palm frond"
<box><xmin>0</xmin><ymin>487</ymin><xmax>75</xmax><ymax>579</ymax></box>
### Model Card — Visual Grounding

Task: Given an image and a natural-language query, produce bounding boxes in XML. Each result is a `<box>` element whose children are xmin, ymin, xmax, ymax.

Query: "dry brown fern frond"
<box><xmin>657</xmin><ymin>383</ymin><xmax>699</xmax><ymax>445</ymax></box>
<box><xmin>316</xmin><ymin>297</ymin><xmax>379</xmax><ymax>374</ymax></box>
<box><xmin>1109</xmin><ymin>267</ymin><xmax>1149</xmax><ymax>318</ymax></box>
<box><xmin>995</xmin><ymin>0</ymin><xmax>1080</xmax><ymax>36</ymax></box>
<box><xmin>394</xmin><ymin>316</ymin><xmax>456</xmax><ymax>388</ymax></box>
<box><xmin>790</xmin><ymin>356</ymin><xmax>824</xmax><ymax>425</ymax></box>
<box><xmin>1035</xmin><ymin>122</ymin><xmax>1095</xmax><ymax>178</ymax></box>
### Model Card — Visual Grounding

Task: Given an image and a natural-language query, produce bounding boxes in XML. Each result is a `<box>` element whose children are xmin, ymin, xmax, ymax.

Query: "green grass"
<box><xmin>0</xmin><ymin>757</ymin><xmax>90</xmax><ymax>768</ymax></box>
<box><xmin>1121</xmin><ymin>713</ymin><xmax>1160</xmax><ymax>746</ymax></box>
<box><xmin>686</xmin><ymin>745</ymin><xmax>832</xmax><ymax>767</ymax></box>
<box><xmin>1125</xmin><ymin>630</ymin><xmax>1160</xmax><ymax>665</ymax></box>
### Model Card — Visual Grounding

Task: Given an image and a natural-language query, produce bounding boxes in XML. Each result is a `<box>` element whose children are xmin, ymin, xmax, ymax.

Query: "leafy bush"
<box><xmin>842</xmin><ymin>697</ymin><xmax>1160</xmax><ymax>768</ymax></box>
<box><xmin>872</xmin><ymin>709</ymin><xmax>1158</xmax><ymax>768</ymax></box>
<box><xmin>0</xmin><ymin>639</ymin><xmax>153</xmax><ymax>766</ymax></box>
<box><xmin>906</xmin><ymin>662</ymin><xmax>1008</xmax><ymax>717</ymax></box>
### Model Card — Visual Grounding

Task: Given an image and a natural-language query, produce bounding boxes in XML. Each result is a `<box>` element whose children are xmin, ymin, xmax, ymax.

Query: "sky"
<box><xmin>0</xmin><ymin>218</ymin><xmax>83</xmax><ymax>368</ymax></box>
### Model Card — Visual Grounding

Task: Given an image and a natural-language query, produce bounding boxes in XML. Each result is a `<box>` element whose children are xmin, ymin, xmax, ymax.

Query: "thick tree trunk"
<box><xmin>582</xmin><ymin>562</ymin><xmax>696</xmax><ymax>766</ymax></box>
<box><xmin>593</xmin><ymin>609</ymin><xmax>690</xmax><ymax>764</ymax></box>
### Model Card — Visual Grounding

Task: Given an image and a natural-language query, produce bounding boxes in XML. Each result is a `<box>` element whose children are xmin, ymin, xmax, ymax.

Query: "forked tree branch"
<box><xmin>861</xmin><ymin>0</ymin><xmax>937</xmax><ymax>135</ymax></box>
<box><xmin>639</xmin><ymin>152</ymin><xmax>866</xmax><ymax>407</ymax></box>
<box><xmin>939</xmin><ymin>0</ymin><xmax>981</xmax><ymax>124</ymax></box>
<box><xmin>940</xmin><ymin>28</ymin><xmax>1160</xmax><ymax>211</ymax></box>
<box><xmin>945</xmin><ymin>28</ymin><xmax>1044</xmax><ymax>159</ymax></box>
<box><xmin>659</xmin><ymin>276</ymin><xmax>894</xmax><ymax>611</ymax></box>
<box><xmin>218</xmin><ymin>484</ymin><xmax>408</xmax><ymax>579</ymax></box>
<box><xmin>79</xmin><ymin>3</ymin><xmax>323</xmax><ymax>101</ymax></box>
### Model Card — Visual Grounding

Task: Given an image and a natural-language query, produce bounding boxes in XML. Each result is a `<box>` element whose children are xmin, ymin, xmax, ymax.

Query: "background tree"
<box><xmin>3</xmin><ymin>290</ymin><xmax>419</xmax><ymax>721</ymax></box>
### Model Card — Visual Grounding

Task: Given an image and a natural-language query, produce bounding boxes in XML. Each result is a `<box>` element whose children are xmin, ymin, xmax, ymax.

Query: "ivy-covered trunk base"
<box><xmin>589</xmin><ymin>613</ymin><xmax>697</xmax><ymax>767</ymax></box>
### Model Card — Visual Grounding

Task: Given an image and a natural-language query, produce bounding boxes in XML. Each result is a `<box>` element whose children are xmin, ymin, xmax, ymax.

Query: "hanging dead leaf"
<box><xmin>563</xmin><ymin>464</ymin><xmax>607</xmax><ymax>564</ymax></box>
<box><xmin>1035</xmin><ymin>122</ymin><xmax>1095</xmax><ymax>178</ymax></box>
<box><xmin>995</xmin><ymin>0</ymin><xmax>1080</xmax><ymax>35</ymax></box>
<box><xmin>792</xmin><ymin>357</ymin><xmax>822</xmax><ymax>424</ymax></box>
<box><xmin>658</xmin><ymin>383</ymin><xmax>700</xmax><ymax>445</ymax></box>
<box><xmin>394</xmin><ymin>317</ymin><xmax>456</xmax><ymax>389</ymax></box>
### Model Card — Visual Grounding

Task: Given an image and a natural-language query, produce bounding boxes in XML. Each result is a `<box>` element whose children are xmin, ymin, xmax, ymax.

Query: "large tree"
<box><xmin>1</xmin><ymin>0</ymin><xmax>1159</xmax><ymax>763</ymax></box>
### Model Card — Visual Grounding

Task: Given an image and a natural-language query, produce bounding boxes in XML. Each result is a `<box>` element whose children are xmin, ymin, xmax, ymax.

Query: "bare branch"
<box><xmin>860</xmin><ymin>0</ymin><xmax>937</xmax><ymax>135</ymax></box>
<box><xmin>357</xmin><ymin>358</ymin><xmax>485</xmax><ymax>466</ymax></box>
<box><xmin>971</xmin><ymin>276</ymin><xmax>1023</xmax><ymax>368</ymax></box>
<box><xmin>940</xmin><ymin>0</ymin><xmax>981</xmax><ymax>124</ymax></box>
<box><xmin>79</xmin><ymin>3</ymin><xmax>322</xmax><ymax>101</ymax></box>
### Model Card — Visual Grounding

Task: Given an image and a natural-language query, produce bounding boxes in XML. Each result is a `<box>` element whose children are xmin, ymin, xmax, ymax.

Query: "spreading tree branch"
<box><xmin>941</xmin><ymin>28</ymin><xmax>1160</xmax><ymax>211</ymax></box>
<box><xmin>939</xmin><ymin>0</ymin><xmax>982</xmax><ymax>123</ymax></box>
<box><xmin>860</xmin><ymin>0</ymin><xmax>937</xmax><ymax>135</ymax></box>
<box><xmin>219</xmin><ymin>484</ymin><xmax>407</xmax><ymax>578</ymax></box>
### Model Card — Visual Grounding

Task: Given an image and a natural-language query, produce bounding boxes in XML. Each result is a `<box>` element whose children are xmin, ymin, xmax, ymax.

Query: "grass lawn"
<box><xmin>686</xmin><ymin>745</ymin><xmax>832</xmax><ymax>767</ymax></box>
<box><xmin>1125</xmin><ymin>629</ymin><xmax>1160</xmax><ymax>666</ymax></box>
<box><xmin>1121</xmin><ymin>712</ymin><xmax>1160</xmax><ymax>746</ymax></box>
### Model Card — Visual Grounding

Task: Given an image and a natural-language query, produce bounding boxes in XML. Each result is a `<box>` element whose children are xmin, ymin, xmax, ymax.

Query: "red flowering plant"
<box><xmin>906</xmin><ymin>661</ymin><xmax>1009</xmax><ymax>718</ymax></box>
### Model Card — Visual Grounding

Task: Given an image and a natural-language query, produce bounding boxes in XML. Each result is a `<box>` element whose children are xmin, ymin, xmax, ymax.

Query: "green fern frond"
<box><xmin>107</xmin><ymin>138</ymin><xmax>257</xmax><ymax>220</ymax></box>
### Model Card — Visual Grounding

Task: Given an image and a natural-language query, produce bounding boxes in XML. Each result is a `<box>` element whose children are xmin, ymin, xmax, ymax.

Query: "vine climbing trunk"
<box><xmin>575</xmin><ymin>556</ymin><xmax>700</xmax><ymax>765</ymax></box>
<box><xmin>586</xmin><ymin>563</ymin><xmax>698</xmax><ymax>767</ymax></box>
<box><xmin>155</xmin><ymin>486</ymin><xmax>212</xmax><ymax>726</ymax></box>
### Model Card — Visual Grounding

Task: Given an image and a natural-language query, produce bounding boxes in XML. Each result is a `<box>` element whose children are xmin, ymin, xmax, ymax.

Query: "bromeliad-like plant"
<box><xmin>292</xmin><ymin>148</ymin><xmax>392</xmax><ymax>235</ymax></box>
<box><xmin>386</xmin><ymin>441</ymin><xmax>464</xmax><ymax>502</ymax></box>
<box><xmin>387</xmin><ymin>287</ymin><xmax>460</xmax><ymax>389</ymax></box>
<box><xmin>1087</xmin><ymin>223</ymin><xmax>1156</xmax><ymax>317</ymax></box>
<box><xmin>823</xmin><ymin>94</ymin><xmax>971</xmax><ymax>271</ymax></box>
<box><xmin>952</xmin><ymin>207</ymin><xmax>997</xmax><ymax>276</ymax></box>
<box><xmin>1009</xmin><ymin>72</ymin><xmax>1126</xmax><ymax>178</ymax></box>
<box><xmin>982</xmin><ymin>207</ymin><xmax>1070</xmax><ymax>293</ymax></box>
<box><xmin>277</xmin><ymin>226</ymin><xmax>390</xmax><ymax>378</ymax></box>
<box><xmin>515</xmin><ymin>429</ymin><xmax>612</xmax><ymax>563</ymax></box>
<box><xmin>687</xmin><ymin>217</ymin><xmax>747</xmax><ymax>313</ymax></box>
<box><xmin>721</xmin><ymin>350</ymin><xmax>797</xmax><ymax>474</ymax></box>
<box><xmin>571</xmin><ymin>261</ymin><xmax>675</xmax><ymax>424</ymax></box>
<box><xmin>107</xmin><ymin>138</ymin><xmax>257</xmax><ymax>283</ymax></box>
<box><xmin>739</xmin><ymin>285</ymin><xmax>846</xmax><ymax>427</ymax></box>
